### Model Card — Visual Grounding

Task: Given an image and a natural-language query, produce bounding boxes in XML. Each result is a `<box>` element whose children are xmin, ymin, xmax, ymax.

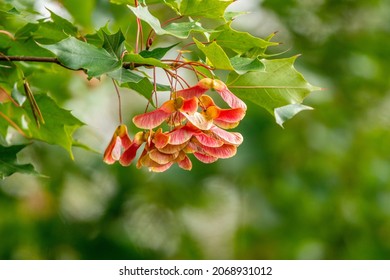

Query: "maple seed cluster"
<box><xmin>103</xmin><ymin>78</ymin><xmax>247</xmax><ymax>172</ymax></box>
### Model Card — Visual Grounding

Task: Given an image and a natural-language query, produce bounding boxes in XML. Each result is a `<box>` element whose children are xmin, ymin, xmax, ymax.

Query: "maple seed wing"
<box><xmin>132</xmin><ymin>109</ymin><xmax>171</xmax><ymax>129</ymax></box>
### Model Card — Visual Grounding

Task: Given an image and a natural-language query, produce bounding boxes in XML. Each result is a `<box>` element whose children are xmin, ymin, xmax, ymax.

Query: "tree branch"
<box><xmin>0</xmin><ymin>56</ymin><xmax>60</xmax><ymax>64</ymax></box>
<box><xmin>0</xmin><ymin>55</ymin><xmax>210</xmax><ymax>72</ymax></box>
<box><xmin>0</xmin><ymin>55</ymin><xmax>156</xmax><ymax>70</ymax></box>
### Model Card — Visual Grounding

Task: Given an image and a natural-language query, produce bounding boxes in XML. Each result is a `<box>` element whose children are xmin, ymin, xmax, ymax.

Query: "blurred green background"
<box><xmin>1</xmin><ymin>0</ymin><xmax>390</xmax><ymax>259</ymax></box>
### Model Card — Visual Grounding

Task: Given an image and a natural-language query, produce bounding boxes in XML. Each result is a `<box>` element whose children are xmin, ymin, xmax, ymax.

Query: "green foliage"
<box><xmin>210</xmin><ymin>23</ymin><xmax>277</xmax><ymax>57</ymax></box>
<box><xmin>35</xmin><ymin>10</ymin><xmax>78</xmax><ymax>44</ymax></box>
<box><xmin>123</xmin><ymin>53</ymin><xmax>169</xmax><ymax>69</ymax></box>
<box><xmin>0</xmin><ymin>2</ymin><xmax>318</xmax><ymax>176</ymax></box>
<box><xmin>139</xmin><ymin>43</ymin><xmax>178</xmax><ymax>59</ymax></box>
<box><xmin>21</xmin><ymin>94</ymin><xmax>84</xmax><ymax>158</ymax></box>
<box><xmin>108</xmin><ymin>68</ymin><xmax>156</xmax><ymax>104</ymax></box>
<box><xmin>194</xmin><ymin>39</ymin><xmax>233</xmax><ymax>71</ymax></box>
<box><xmin>98</xmin><ymin>28</ymin><xmax>125</xmax><ymax>59</ymax></box>
<box><xmin>0</xmin><ymin>94</ymin><xmax>83</xmax><ymax>158</ymax></box>
<box><xmin>128</xmin><ymin>5</ymin><xmax>214</xmax><ymax>39</ymax></box>
<box><xmin>40</xmin><ymin>37</ymin><xmax>122</xmax><ymax>77</ymax></box>
<box><xmin>61</xmin><ymin>0</ymin><xmax>95</xmax><ymax>29</ymax></box>
<box><xmin>229</xmin><ymin>56</ymin><xmax>264</xmax><ymax>75</ymax></box>
<box><xmin>164</xmin><ymin>0</ymin><xmax>234</xmax><ymax>19</ymax></box>
<box><xmin>163</xmin><ymin>22</ymin><xmax>213</xmax><ymax>39</ymax></box>
<box><xmin>227</xmin><ymin>56</ymin><xmax>320</xmax><ymax>126</ymax></box>
<box><xmin>0</xmin><ymin>144</ymin><xmax>37</xmax><ymax>179</ymax></box>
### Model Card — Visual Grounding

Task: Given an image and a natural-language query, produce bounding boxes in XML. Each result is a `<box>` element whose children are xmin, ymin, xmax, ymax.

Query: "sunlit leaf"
<box><xmin>227</xmin><ymin>56</ymin><xmax>320</xmax><ymax>126</ymax></box>
<box><xmin>61</xmin><ymin>0</ymin><xmax>94</xmax><ymax>28</ymax></box>
<box><xmin>194</xmin><ymin>38</ymin><xmax>233</xmax><ymax>70</ymax></box>
<box><xmin>11</xmin><ymin>11</ymin><xmax>77</xmax><ymax>45</ymax></box>
<box><xmin>128</xmin><ymin>5</ymin><xmax>213</xmax><ymax>39</ymax></box>
<box><xmin>224</xmin><ymin>11</ymin><xmax>248</xmax><ymax>21</ymax></box>
<box><xmin>166</xmin><ymin>0</ymin><xmax>233</xmax><ymax>19</ymax></box>
<box><xmin>163</xmin><ymin>21</ymin><xmax>214</xmax><ymax>39</ymax></box>
<box><xmin>33</xmin><ymin>10</ymin><xmax>78</xmax><ymax>44</ymax></box>
<box><xmin>163</xmin><ymin>0</ymin><xmax>179</xmax><ymax>12</ymax></box>
<box><xmin>110</xmin><ymin>0</ymin><xmax>131</xmax><ymax>4</ymax></box>
<box><xmin>0</xmin><ymin>94</ymin><xmax>84</xmax><ymax>158</ymax></box>
<box><xmin>210</xmin><ymin>23</ymin><xmax>278</xmax><ymax>57</ymax></box>
<box><xmin>128</xmin><ymin>5</ymin><xmax>166</xmax><ymax>35</ymax></box>
<box><xmin>47</xmin><ymin>10</ymin><xmax>78</xmax><ymax>36</ymax></box>
<box><xmin>24</xmin><ymin>94</ymin><xmax>84</xmax><ymax>158</ymax></box>
<box><xmin>230</xmin><ymin>56</ymin><xmax>264</xmax><ymax>74</ymax></box>
<box><xmin>274</xmin><ymin>104</ymin><xmax>313</xmax><ymax>127</ymax></box>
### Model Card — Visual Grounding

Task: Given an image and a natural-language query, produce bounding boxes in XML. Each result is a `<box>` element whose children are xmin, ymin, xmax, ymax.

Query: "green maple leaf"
<box><xmin>227</xmin><ymin>56</ymin><xmax>321</xmax><ymax>126</ymax></box>
<box><xmin>0</xmin><ymin>144</ymin><xmax>38</xmax><ymax>179</ymax></box>
<box><xmin>164</xmin><ymin>0</ymin><xmax>233</xmax><ymax>19</ymax></box>
<box><xmin>194</xmin><ymin>38</ymin><xmax>234</xmax><ymax>70</ymax></box>
<box><xmin>22</xmin><ymin>94</ymin><xmax>84</xmax><ymax>158</ymax></box>
<box><xmin>229</xmin><ymin>56</ymin><xmax>264</xmax><ymax>74</ymax></box>
<box><xmin>123</xmin><ymin>53</ymin><xmax>169</xmax><ymax>69</ymax></box>
<box><xmin>163</xmin><ymin>21</ymin><xmax>214</xmax><ymax>39</ymax></box>
<box><xmin>139</xmin><ymin>43</ymin><xmax>179</xmax><ymax>60</ymax></box>
<box><xmin>210</xmin><ymin>23</ymin><xmax>278</xmax><ymax>57</ymax></box>
<box><xmin>98</xmin><ymin>27</ymin><xmax>125</xmax><ymax>59</ymax></box>
<box><xmin>0</xmin><ymin>94</ymin><xmax>84</xmax><ymax>158</ymax></box>
<box><xmin>40</xmin><ymin>37</ymin><xmax>122</xmax><ymax>77</ymax></box>
<box><xmin>128</xmin><ymin>5</ymin><xmax>214</xmax><ymax>39</ymax></box>
<box><xmin>34</xmin><ymin>10</ymin><xmax>79</xmax><ymax>44</ymax></box>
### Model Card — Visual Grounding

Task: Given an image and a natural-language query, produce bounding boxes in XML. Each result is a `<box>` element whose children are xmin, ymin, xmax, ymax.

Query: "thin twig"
<box><xmin>134</xmin><ymin>0</ymin><xmax>143</xmax><ymax>53</ymax></box>
<box><xmin>146</xmin><ymin>16</ymin><xmax>183</xmax><ymax>50</ymax></box>
<box><xmin>144</xmin><ymin>67</ymin><xmax>158</xmax><ymax>113</ymax></box>
<box><xmin>111</xmin><ymin>79</ymin><xmax>123</xmax><ymax>124</ymax></box>
<box><xmin>0</xmin><ymin>111</ymin><xmax>27</xmax><ymax>137</ymax></box>
<box><xmin>153</xmin><ymin>67</ymin><xmax>158</xmax><ymax>108</ymax></box>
